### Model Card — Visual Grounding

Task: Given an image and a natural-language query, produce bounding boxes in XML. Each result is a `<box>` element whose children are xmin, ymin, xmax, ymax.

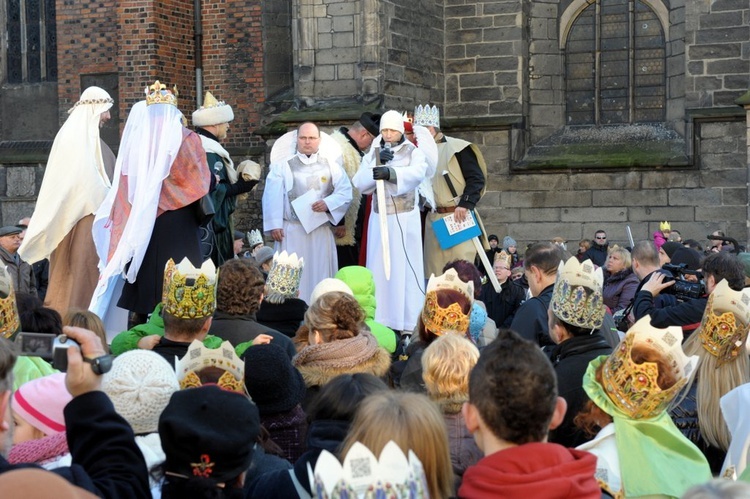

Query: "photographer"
<box><xmin>0</xmin><ymin>327</ymin><xmax>149</xmax><ymax>497</ymax></box>
<box><xmin>633</xmin><ymin>252</ymin><xmax>745</xmax><ymax>335</ymax></box>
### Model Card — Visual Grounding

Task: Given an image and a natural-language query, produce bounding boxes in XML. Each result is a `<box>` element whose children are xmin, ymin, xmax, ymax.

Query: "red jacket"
<box><xmin>458</xmin><ymin>442</ymin><xmax>600</xmax><ymax>499</ymax></box>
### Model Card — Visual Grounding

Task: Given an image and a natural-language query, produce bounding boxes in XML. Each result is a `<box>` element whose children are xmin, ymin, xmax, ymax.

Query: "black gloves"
<box><xmin>373</xmin><ymin>166</ymin><xmax>391</xmax><ymax>181</ymax></box>
<box><xmin>379</xmin><ymin>148</ymin><xmax>394</xmax><ymax>164</ymax></box>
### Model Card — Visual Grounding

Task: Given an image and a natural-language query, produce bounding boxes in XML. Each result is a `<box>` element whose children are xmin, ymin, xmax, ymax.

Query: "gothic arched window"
<box><xmin>564</xmin><ymin>0</ymin><xmax>665</xmax><ymax>125</ymax></box>
<box><xmin>5</xmin><ymin>0</ymin><xmax>57</xmax><ymax>83</ymax></box>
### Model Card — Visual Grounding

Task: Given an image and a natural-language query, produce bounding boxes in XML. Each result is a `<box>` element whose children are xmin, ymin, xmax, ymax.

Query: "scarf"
<box><xmin>198</xmin><ymin>134</ymin><xmax>237</xmax><ymax>184</ymax></box>
<box><xmin>8</xmin><ymin>432</ymin><xmax>69</xmax><ymax>465</ymax></box>
<box><xmin>293</xmin><ymin>333</ymin><xmax>380</xmax><ymax>371</ymax></box>
<box><xmin>583</xmin><ymin>357</ymin><xmax>711</xmax><ymax>497</ymax></box>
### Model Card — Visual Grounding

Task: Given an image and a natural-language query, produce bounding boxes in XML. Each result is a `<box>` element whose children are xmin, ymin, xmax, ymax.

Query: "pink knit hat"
<box><xmin>11</xmin><ymin>373</ymin><xmax>72</xmax><ymax>436</ymax></box>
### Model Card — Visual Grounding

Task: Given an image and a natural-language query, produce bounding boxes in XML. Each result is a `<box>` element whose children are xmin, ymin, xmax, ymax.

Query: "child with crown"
<box><xmin>574</xmin><ymin>316</ymin><xmax>710</xmax><ymax>497</ymax></box>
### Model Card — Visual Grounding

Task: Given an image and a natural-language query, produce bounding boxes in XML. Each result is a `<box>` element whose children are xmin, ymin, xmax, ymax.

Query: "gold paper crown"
<box><xmin>660</xmin><ymin>221</ymin><xmax>671</xmax><ymax>232</ymax></box>
<box><xmin>145</xmin><ymin>80</ymin><xmax>179</xmax><ymax>106</ymax></box>
<box><xmin>413</xmin><ymin>104</ymin><xmax>440</xmax><ymax>128</ymax></box>
<box><xmin>0</xmin><ymin>266</ymin><xmax>19</xmax><ymax>339</ymax></box>
<box><xmin>162</xmin><ymin>258</ymin><xmax>217</xmax><ymax>319</ymax></box>
<box><xmin>698</xmin><ymin>279</ymin><xmax>750</xmax><ymax>365</ymax></box>
<box><xmin>421</xmin><ymin>269</ymin><xmax>473</xmax><ymax>335</ymax></box>
<box><xmin>551</xmin><ymin>257</ymin><xmax>605</xmax><ymax>330</ymax></box>
<box><xmin>176</xmin><ymin>340</ymin><xmax>245</xmax><ymax>394</ymax></box>
<box><xmin>602</xmin><ymin>316</ymin><xmax>697</xmax><ymax>419</ymax></box>
<box><xmin>494</xmin><ymin>250</ymin><xmax>511</xmax><ymax>267</ymax></box>
<box><xmin>265</xmin><ymin>251</ymin><xmax>304</xmax><ymax>304</ymax></box>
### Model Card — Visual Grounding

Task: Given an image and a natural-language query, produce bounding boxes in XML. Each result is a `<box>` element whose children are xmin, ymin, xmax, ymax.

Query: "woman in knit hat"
<box><xmin>243</xmin><ymin>343</ymin><xmax>307</xmax><ymax>462</ymax></box>
<box><xmin>574</xmin><ymin>317</ymin><xmax>710</xmax><ymax>497</ymax></box>
<box><xmin>658</xmin><ymin>241</ymin><xmax>683</xmax><ymax>266</ymax></box>
<box><xmin>292</xmin><ymin>291</ymin><xmax>390</xmax><ymax>410</ymax></box>
<box><xmin>9</xmin><ymin>372</ymin><xmax>72</xmax><ymax>466</ymax></box>
<box><xmin>503</xmin><ymin>235</ymin><xmax>520</xmax><ymax>267</ymax></box>
<box><xmin>101</xmin><ymin>350</ymin><xmax>178</xmax><ymax>486</ymax></box>
<box><xmin>157</xmin><ymin>385</ymin><xmax>260</xmax><ymax>499</ymax></box>
<box><xmin>246</xmin><ymin>373</ymin><xmax>389</xmax><ymax>498</ymax></box>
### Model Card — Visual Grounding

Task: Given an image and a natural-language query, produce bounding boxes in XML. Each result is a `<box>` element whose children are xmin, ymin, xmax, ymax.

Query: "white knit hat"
<box><xmin>309</xmin><ymin>278</ymin><xmax>354</xmax><ymax>305</ymax></box>
<box><xmin>379</xmin><ymin>110</ymin><xmax>405</xmax><ymax>134</ymax></box>
<box><xmin>192</xmin><ymin>91</ymin><xmax>234</xmax><ymax>127</ymax></box>
<box><xmin>102</xmin><ymin>350</ymin><xmax>179</xmax><ymax>435</ymax></box>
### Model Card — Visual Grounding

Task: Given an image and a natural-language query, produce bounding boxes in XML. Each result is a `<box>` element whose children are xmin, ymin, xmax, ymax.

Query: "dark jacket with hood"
<box><xmin>209</xmin><ymin>309</ymin><xmax>297</xmax><ymax>359</ymax></box>
<box><xmin>509</xmin><ymin>284</ymin><xmax>554</xmax><ymax>348</ymax></box>
<box><xmin>548</xmin><ymin>333</ymin><xmax>613</xmax><ymax>448</ymax></box>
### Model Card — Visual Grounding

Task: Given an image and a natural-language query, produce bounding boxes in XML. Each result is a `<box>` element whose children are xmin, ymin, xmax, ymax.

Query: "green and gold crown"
<box><xmin>551</xmin><ymin>257</ymin><xmax>605</xmax><ymax>330</ymax></box>
<box><xmin>176</xmin><ymin>340</ymin><xmax>245</xmax><ymax>394</ymax></box>
<box><xmin>265</xmin><ymin>251</ymin><xmax>304</xmax><ymax>304</ymax></box>
<box><xmin>421</xmin><ymin>268</ymin><xmax>473</xmax><ymax>335</ymax></box>
<box><xmin>602</xmin><ymin>316</ymin><xmax>697</xmax><ymax>419</ymax></box>
<box><xmin>145</xmin><ymin>80</ymin><xmax>179</xmax><ymax>107</ymax></box>
<box><xmin>698</xmin><ymin>279</ymin><xmax>750</xmax><ymax>365</ymax></box>
<box><xmin>162</xmin><ymin>258</ymin><xmax>217</xmax><ymax>319</ymax></box>
<box><xmin>0</xmin><ymin>266</ymin><xmax>19</xmax><ymax>339</ymax></box>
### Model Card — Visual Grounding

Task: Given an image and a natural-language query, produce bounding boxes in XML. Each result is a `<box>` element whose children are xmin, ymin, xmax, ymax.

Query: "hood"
<box><xmin>458</xmin><ymin>443</ymin><xmax>600</xmax><ymax>499</ymax></box>
<box><xmin>335</xmin><ymin>266</ymin><xmax>376</xmax><ymax>320</ymax></box>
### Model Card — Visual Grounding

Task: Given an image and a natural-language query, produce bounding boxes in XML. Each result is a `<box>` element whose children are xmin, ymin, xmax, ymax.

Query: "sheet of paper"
<box><xmin>442</xmin><ymin>212</ymin><xmax>477</xmax><ymax>236</ymax></box>
<box><xmin>291</xmin><ymin>189</ymin><xmax>330</xmax><ymax>234</ymax></box>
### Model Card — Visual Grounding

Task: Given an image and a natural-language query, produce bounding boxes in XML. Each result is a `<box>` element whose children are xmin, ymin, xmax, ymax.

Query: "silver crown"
<box><xmin>413</xmin><ymin>104</ymin><xmax>440</xmax><ymax>128</ymax></box>
<box><xmin>265</xmin><ymin>251</ymin><xmax>304</xmax><ymax>304</ymax></box>
<box><xmin>247</xmin><ymin>229</ymin><xmax>263</xmax><ymax>248</ymax></box>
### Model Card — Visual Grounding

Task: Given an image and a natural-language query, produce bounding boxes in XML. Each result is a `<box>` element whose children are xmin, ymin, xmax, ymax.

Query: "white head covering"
<box><xmin>90</xmin><ymin>99</ymin><xmax>185</xmax><ymax>315</ymax></box>
<box><xmin>379</xmin><ymin>110</ymin><xmax>405</xmax><ymax>134</ymax></box>
<box><xmin>18</xmin><ymin>86</ymin><xmax>113</xmax><ymax>263</ymax></box>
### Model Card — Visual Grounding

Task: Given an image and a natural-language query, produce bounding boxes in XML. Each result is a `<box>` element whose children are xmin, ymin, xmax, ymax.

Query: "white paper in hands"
<box><xmin>442</xmin><ymin>211</ymin><xmax>477</xmax><ymax>235</ymax></box>
<box><xmin>292</xmin><ymin>189</ymin><xmax>331</xmax><ymax>234</ymax></box>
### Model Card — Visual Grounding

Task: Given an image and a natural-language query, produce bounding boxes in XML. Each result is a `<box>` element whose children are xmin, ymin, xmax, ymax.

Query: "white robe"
<box><xmin>353</xmin><ymin>139</ymin><xmax>431</xmax><ymax>331</ymax></box>
<box><xmin>262</xmin><ymin>151</ymin><xmax>352</xmax><ymax>303</ymax></box>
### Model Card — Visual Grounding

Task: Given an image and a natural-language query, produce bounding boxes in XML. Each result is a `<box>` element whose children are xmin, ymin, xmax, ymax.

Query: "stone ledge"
<box><xmin>514</xmin><ymin>124</ymin><xmax>692</xmax><ymax>171</ymax></box>
<box><xmin>0</xmin><ymin>141</ymin><xmax>53</xmax><ymax>164</ymax></box>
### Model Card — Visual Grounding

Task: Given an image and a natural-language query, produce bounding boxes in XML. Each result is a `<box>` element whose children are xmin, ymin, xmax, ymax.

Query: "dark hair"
<box><xmin>442</xmin><ymin>259</ymin><xmax>482</xmax><ymax>299</ymax></box>
<box><xmin>631</xmin><ymin>240</ymin><xmax>659</xmax><ymax>268</ymax></box>
<box><xmin>162</xmin><ymin>311</ymin><xmax>210</xmax><ymax>339</ymax></box>
<box><xmin>595</xmin><ymin>230</ymin><xmax>606</xmax><ymax>236</ymax></box>
<box><xmin>217</xmin><ymin>259</ymin><xmax>265</xmax><ymax>315</ymax></box>
<box><xmin>702</xmin><ymin>252</ymin><xmax>746</xmax><ymax>291</ymax></box>
<box><xmin>21</xmin><ymin>307</ymin><xmax>63</xmax><ymax>336</ymax></box>
<box><xmin>468</xmin><ymin>329</ymin><xmax>557</xmax><ymax>444</ymax></box>
<box><xmin>307</xmin><ymin>373</ymin><xmax>389</xmax><ymax>423</ymax></box>
<box><xmin>523</xmin><ymin>242</ymin><xmax>563</xmax><ymax>275</ymax></box>
<box><xmin>549</xmin><ymin>313</ymin><xmax>596</xmax><ymax>337</ymax></box>
<box><xmin>15</xmin><ymin>292</ymin><xmax>42</xmax><ymax>316</ymax></box>
<box><xmin>683</xmin><ymin>239</ymin><xmax>704</xmax><ymax>252</ymax></box>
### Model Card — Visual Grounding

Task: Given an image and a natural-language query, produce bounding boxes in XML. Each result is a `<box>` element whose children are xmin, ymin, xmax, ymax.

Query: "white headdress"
<box><xmin>19</xmin><ymin>86</ymin><xmax>113</xmax><ymax>263</ymax></box>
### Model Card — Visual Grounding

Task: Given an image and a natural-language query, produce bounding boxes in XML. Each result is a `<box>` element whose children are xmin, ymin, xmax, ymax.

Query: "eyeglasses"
<box><xmin>595</xmin><ymin>236</ymin><xmax>607</xmax><ymax>240</ymax></box>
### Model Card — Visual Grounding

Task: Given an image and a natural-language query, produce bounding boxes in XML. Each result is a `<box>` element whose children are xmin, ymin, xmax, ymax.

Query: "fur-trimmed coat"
<box><xmin>331</xmin><ymin>129</ymin><xmax>363</xmax><ymax>246</ymax></box>
<box><xmin>293</xmin><ymin>332</ymin><xmax>391</xmax><ymax>410</ymax></box>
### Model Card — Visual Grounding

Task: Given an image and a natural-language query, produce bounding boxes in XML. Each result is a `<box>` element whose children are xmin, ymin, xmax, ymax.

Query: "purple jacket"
<box><xmin>603</xmin><ymin>268</ymin><xmax>639</xmax><ymax>313</ymax></box>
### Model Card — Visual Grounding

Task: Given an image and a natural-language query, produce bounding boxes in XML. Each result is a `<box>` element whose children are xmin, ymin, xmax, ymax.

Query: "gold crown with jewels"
<box><xmin>145</xmin><ymin>80</ymin><xmax>179</xmax><ymax>107</ymax></box>
<box><xmin>0</xmin><ymin>266</ymin><xmax>19</xmax><ymax>339</ymax></box>
<box><xmin>162</xmin><ymin>258</ymin><xmax>217</xmax><ymax>319</ymax></box>
<box><xmin>421</xmin><ymin>268</ymin><xmax>473</xmax><ymax>335</ymax></box>
<box><xmin>698</xmin><ymin>279</ymin><xmax>750</xmax><ymax>365</ymax></box>
<box><xmin>602</xmin><ymin>316</ymin><xmax>697</xmax><ymax>419</ymax></box>
<box><xmin>265</xmin><ymin>251</ymin><xmax>304</xmax><ymax>304</ymax></box>
<box><xmin>176</xmin><ymin>340</ymin><xmax>245</xmax><ymax>394</ymax></box>
<box><xmin>551</xmin><ymin>257</ymin><xmax>605</xmax><ymax>331</ymax></box>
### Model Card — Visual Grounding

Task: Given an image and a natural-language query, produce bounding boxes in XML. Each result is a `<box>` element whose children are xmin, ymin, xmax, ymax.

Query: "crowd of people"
<box><xmin>2</xmin><ymin>81</ymin><xmax>750</xmax><ymax>498</ymax></box>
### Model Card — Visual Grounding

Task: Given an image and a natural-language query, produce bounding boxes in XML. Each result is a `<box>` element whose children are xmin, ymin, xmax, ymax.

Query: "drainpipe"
<box><xmin>194</xmin><ymin>0</ymin><xmax>203</xmax><ymax>107</ymax></box>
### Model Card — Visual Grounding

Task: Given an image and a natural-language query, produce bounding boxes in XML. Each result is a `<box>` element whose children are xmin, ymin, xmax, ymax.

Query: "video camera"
<box><xmin>660</xmin><ymin>263</ymin><xmax>705</xmax><ymax>302</ymax></box>
<box><xmin>14</xmin><ymin>332</ymin><xmax>80</xmax><ymax>371</ymax></box>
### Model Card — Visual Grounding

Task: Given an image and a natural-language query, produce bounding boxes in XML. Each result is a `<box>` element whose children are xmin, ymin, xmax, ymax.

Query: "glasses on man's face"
<box><xmin>595</xmin><ymin>236</ymin><xmax>607</xmax><ymax>240</ymax></box>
